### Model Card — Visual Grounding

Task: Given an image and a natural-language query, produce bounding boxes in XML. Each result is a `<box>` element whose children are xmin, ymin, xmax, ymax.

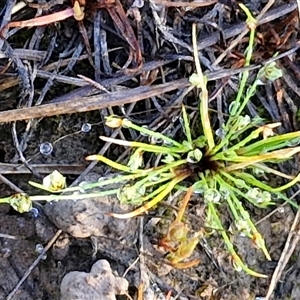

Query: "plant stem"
<box><xmin>128</xmin><ymin>122</ymin><xmax>183</xmax><ymax>148</ymax></box>
<box><xmin>30</xmin><ymin>190</ymin><xmax>119</xmax><ymax>201</ymax></box>
<box><xmin>192</xmin><ymin>23</ymin><xmax>215</xmax><ymax>151</ymax></box>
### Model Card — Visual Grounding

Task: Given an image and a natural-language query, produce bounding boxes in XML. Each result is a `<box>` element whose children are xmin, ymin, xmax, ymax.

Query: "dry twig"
<box><xmin>6</xmin><ymin>230</ymin><xmax>63</xmax><ymax>300</ymax></box>
<box><xmin>264</xmin><ymin>207</ymin><xmax>300</xmax><ymax>299</ymax></box>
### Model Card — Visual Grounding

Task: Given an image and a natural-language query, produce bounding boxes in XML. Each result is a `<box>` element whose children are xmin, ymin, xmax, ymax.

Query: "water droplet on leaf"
<box><xmin>140</xmin><ymin>125</ymin><xmax>149</xmax><ymax>137</ymax></box>
<box><xmin>204</xmin><ymin>189</ymin><xmax>221</xmax><ymax>203</ymax></box>
<box><xmin>149</xmin><ymin>136</ymin><xmax>162</xmax><ymax>144</ymax></box>
<box><xmin>187</xmin><ymin>149</ymin><xmax>202</xmax><ymax>163</ymax></box>
<box><xmin>215</xmin><ymin>128</ymin><xmax>226</xmax><ymax>138</ymax></box>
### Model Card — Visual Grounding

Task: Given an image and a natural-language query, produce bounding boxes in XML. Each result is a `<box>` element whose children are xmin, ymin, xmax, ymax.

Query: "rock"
<box><xmin>34</xmin><ymin>213</ymin><xmax>57</xmax><ymax>243</ymax></box>
<box><xmin>44</xmin><ymin>173</ymin><xmax>138</xmax><ymax>242</ymax></box>
<box><xmin>51</xmin><ymin>233</ymin><xmax>70</xmax><ymax>261</ymax></box>
<box><xmin>60</xmin><ymin>259</ymin><xmax>129</xmax><ymax>300</ymax></box>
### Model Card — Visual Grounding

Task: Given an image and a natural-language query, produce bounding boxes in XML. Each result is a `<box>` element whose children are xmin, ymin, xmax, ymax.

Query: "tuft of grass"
<box><xmin>2</xmin><ymin>4</ymin><xmax>300</xmax><ymax>277</ymax></box>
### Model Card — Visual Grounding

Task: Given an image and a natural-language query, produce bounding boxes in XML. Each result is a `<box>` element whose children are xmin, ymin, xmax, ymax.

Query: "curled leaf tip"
<box><xmin>85</xmin><ymin>154</ymin><xmax>100</xmax><ymax>161</ymax></box>
<box><xmin>107</xmin><ymin>211</ymin><xmax>136</xmax><ymax>219</ymax></box>
<box><xmin>43</xmin><ymin>170</ymin><xmax>66</xmax><ymax>192</ymax></box>
<box><xmin>105</xmin><ymin>116</ymin><xmax>124</xmax><ymax>128</ymax></box>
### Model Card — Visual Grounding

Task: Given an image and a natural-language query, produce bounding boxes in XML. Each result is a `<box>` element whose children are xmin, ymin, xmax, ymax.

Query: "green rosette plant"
<box><xmin>2</xmin><ymin>4</ymin><xmax>300</xmax><ymax>277</ymax></box>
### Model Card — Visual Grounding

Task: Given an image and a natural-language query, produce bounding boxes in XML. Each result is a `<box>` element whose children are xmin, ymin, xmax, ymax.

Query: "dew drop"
<box><xmin>179</xmin><ymin>116</ymin><xmax>184</xmax><ymax>125</ymax></box>
<box><xmin>277</xmin><ymin>206</ymin><xmax>285</xmax><ymax>213</ymax></box>
<box><xmin>78</xmin><ymin>181</ymin><xmax>88</xmax><ymax>193</ymax></box>
<box><xmin>193</xmin><ymin>188</ymin><xmax>203</xmax><ymax>194</ymax></box>
<box><xmin>220</xmin><ymin>188</ymin><xmax>230</xmax><ymax>199</ymax></box>
<box><xmin>81</xmin><ymin>122</ymin><xmax>91</xmax><ymax>133</ymax></box>
<box><xmin>30</xmin><ymin>207</ymin><xmax>40</xmax><ymax>218</ymax></box>
<box><xmin>149</xmin><ymin>136</ymin><xmax>162</xmax><ymax>144</ymax></box>
<box><xmin>149</xmin><ymin>175</ymin><xmax>160</xmax><ymax>182</ymax></box>
<box><xmin>140</xmin><ymin>125</ymin><xmax>149</xmax><ymax>137</ymax></box>
<box><xmin>35</xmin><ymin>244</ymin><xmax>44</xmax><ymax>254</ymax></box>
<box><xmin>287</xmin><ymin>138</ymin><xmax>300</xmax><ymax>147</ymax></box>
<box><xmin>215</xmin><ymin>128</ymin><xmax>226</xmax><ymax>138</ymax></box>
<box><xmin>39</xmin><ymin>142</ymin><xmax>53</xmax><ymax>156</ymax></box>
<box><xmin>36</xmin><ymin>245</ymin><xmax>47</xmax><ymax>258</ymax></box>
<box><xmin>171</xmin><ymin>115</ymin><xmax>179</xmax><ymax>123</ymax></box>
<box><xmin>193</xmin><ymin>181</ymin><xmax>205</xmax><ymax>194</ymax></box>
<box><xmin>162</xmin><ymin>139</ymin><xmax>173</xmax><ymax>146</ymax></box>
<box><xmin>1</xmin><ymin>247</ymin><xmax>11</xmax><ymax>258</ymax></box>
<box><xmin>204</xmin><ymin>189</ymin><xmax>221</xmax><ymax>203</ymax></box>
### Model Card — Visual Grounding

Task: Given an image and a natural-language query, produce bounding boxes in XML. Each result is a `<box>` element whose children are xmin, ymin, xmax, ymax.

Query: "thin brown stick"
<box><xmin>2</xmin><ymin>7</ymin><xmax>74</xmax><ymax>30</ymax></box>
<box><xmin>1</xmin><ymin>1</ymin><xmax>296</xmax><ymax>62</ymax></box>
<box><xmin>0</xmin><ymin>174</ymin><xmax>24</xmax><ymax>193</ymax></box>
<box><xmin>0</xmin><ymin>233</ymin><xmax>17</xmax><ymax>240</ymax></box>
<box><xmin>0</xmin><ymin>2</ymin><xmax>297</xmax><ymax>94</ymax></box>
<box><xmin>0</xmin><ymin>79</ymin><xmax>190</xmax><ymax>123</ymax></box>
<box><xmin>0</xmin><ymin>0</ymin><xmax>16</xmax><ymax>50</ymax></box>
<box><xmin>203</xmin><ymin>1</ymin><xmax>297</xmax><ymax>53</ymax></box>
<box><xmin>213</xmin><ymin>0</ymin><xmax>276</xmax><ymax>66</ymax></box>
<box><xmin>0</xmin><ymin>163</ymin><xmax>87</xmax><ymax>174</ymax></box>
<box><xmin>6</xmin><ymin>230</ymin><xmax>63</xmax><ymax>300</ymax></box>
<box><xmin>0</xmin><ymin>44</ymin><xmax>298</xmax><ymax>124</ymax></box>
<box><xmin>18</xmin><ymin>0</ymin><xmax>63</xmax><ymax>10</ymax></box>
<box><xmin>264</xmin><ymin>207</ymin><xmax>300</xmax><ymax>299</ymax></box>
